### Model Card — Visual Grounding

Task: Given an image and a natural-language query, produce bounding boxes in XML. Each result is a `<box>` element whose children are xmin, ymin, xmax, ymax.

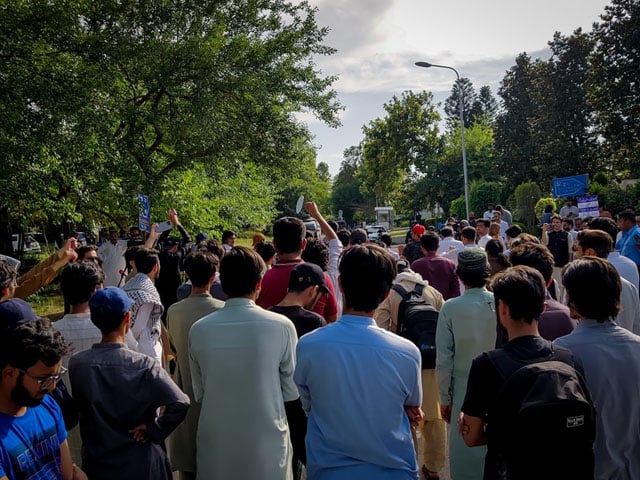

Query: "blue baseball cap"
<box><xmin>0</xmin><ymin>298</ymin><xmax>38</xmax><ymax>328</ymax></box>
<box><xmin>89</xmin><ymin>287</ymin><xmax>133</xmax><ymax>317</ymax></box>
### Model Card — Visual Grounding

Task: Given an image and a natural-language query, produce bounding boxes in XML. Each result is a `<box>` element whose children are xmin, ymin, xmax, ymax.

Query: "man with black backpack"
<box><xmin>374</xmin><ymin>259</ymin><xmax>446</xmax><ymax>479</ymax></box>
<box><xmin>459</xmin><ymin>265</ymin><xmax>595</xmax><ymax>480</ymax></box>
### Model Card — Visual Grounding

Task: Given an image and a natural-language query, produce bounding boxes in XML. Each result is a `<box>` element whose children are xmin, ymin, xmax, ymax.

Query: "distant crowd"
<box><xmin>0</xmin><ymin>199</ymin><xmax>639</xmax><ymax>480</ymax></box>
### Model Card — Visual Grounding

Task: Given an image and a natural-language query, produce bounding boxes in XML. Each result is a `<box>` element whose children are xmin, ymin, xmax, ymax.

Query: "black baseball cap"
<box><xmin>288</xmin><ymin>263</ymin><xmax>330</xmax><ymax>294</ymax></box>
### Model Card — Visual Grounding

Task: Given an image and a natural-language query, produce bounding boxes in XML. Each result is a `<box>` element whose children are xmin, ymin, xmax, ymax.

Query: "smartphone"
<box><xmin>155</xmin><ymin>221</ymin><xmax>173</xmax><ymax>233</ymax></box>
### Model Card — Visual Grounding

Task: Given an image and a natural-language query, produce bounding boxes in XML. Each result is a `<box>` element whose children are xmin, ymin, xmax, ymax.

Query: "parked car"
<box><xmin>12</xmin><ymin>233</ymin><xmax>42</xmax><ymax>255</ymax></box>
<box><xmin>365</xmin><ymin>225</ymin><xmax>387</xmax><ymax>242</ymax></box>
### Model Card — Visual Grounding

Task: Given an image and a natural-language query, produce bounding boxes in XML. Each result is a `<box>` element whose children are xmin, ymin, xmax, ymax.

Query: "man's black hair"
<box><xmin>255</xmin><ymin>241</ymin><xmax>276</xmax><ymax>264</ymax></box>
<box><xmin>198</xmin><ymin>239</ymin><xmax>225</xmax><ymax>259</ymax></box>
<box><xmin>440</xmin><ymin>226</ymin><xmax>454</xmax><ymax>238</ymax></box>
<box><xmin>60</xmin><ymin>262</ymin><xmax>104</xmax><ymax>306</ymax></box>
<box><xmin>617</xmin><ymin>211</ymin><xmax>636</xmax><ymax>222</ymax></box>
<box><xmin>508</xmin><ymin>243</ymin><xmax>554</xmax><ymax>283</ymax></box>
<box><xmin>221</xmin><ymin>230</ymin><xmax>236</xmax><ymax>243</ymax></box>
<box><xmin>461</xmin><ymin>226</ymin><xmax>477</xmax><ymax>242</ymax></box>
<box><xmin>273</xmin><ymin>217</ymin><xmax>306</xmax><ymax>254</ymax></box>
<box><xmin>576</xmin><ymin>230</ymin><xmax>612</xmax><ymax>259</ymax></box>
<box><xmin>491</xmin><ymin>266</ymin><xmax>546</xmax><ymax>323</ymax></box>
<box><xmin>339</xmin><ymin>245</ymin><xmax>395</xmax><ymax>312</ymax></box>
<box><xmin>301</xmin><ymin>238</ymin><xmax>329</xmax><ymax>271</ymax></box>
<box><xmin>75</xmin><ymin>245</ymin><xmax>98</xmax><ymax>260</ymax></box>
<box><xmin>0</xmin><ymin>319</ymin><xmax>70</xmax><ymax>370</ymax></box>
<box><xmin>219</xmin><ymin>247</ymin><xmax>266</xmax><ymax>297</ymax></box>
<box><xmin>419</xmin><ymin>231</ymin><xmax>439</xmax><ymax>252</ymax></box>
<box><xmin>505</xmin><ymin>225</ymin><xmax>522</xmax><ymax>239</ymax></box>
<box><xmin>563</xmin><ymin>256</ymin><xmax>621</xmax><ymax>322</ymax></box>
<box><xmin>183</xmin><ymin>251</ymin><xmax>218</xmax><ymax>288</ymax></box>
<box><xmin>379</xmin><ymin>233</ymin><xmax>393</xmax><ymax>248</ymax></box>
<box><xmin>587</xmin><ymin>217</ymin><xmax>618</xmax><ymax>244</ymax></box>
<box><xmin>336</xmin><ymin>229</ymin><xmax>351</xmax><ymax>248</ymax></box>
<box><xmin>134</xmin><ymin>247</ymin><xmax>160</xmax><ymax>274</ymax></box>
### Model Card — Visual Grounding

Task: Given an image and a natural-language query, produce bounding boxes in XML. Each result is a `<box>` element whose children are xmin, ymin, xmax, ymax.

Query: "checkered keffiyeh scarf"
<box><xmin>122</xmin><ymin>273</ymin><xmax>164</xmax><ymax>336</ymax></box>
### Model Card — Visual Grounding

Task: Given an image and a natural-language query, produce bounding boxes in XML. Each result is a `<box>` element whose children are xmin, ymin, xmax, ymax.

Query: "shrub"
<box><xmin>514</xmin><ymin>182</ymin><xmax>542</xmax><ymax>232</ymax></box>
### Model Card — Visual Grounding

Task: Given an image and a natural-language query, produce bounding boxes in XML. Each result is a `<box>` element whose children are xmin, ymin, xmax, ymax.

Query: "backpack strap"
<box><xmin>486</xmin><ymin>343</ymin><xmax>575</xmax><ymax>380</ymax></box>
<box><xmin>391</xmin><ymin>284</ymin><xmax>409</xmax><ymax>298</ymax></box>
<box><xmin>391</xmin><ymin>284</ymin><xmax>410</xmax><ymax>334</ymax></box>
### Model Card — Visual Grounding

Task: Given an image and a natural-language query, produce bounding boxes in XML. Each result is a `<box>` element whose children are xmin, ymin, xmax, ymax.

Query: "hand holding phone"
<box><xmin>155</xmin><ymin>221</ymin><xmax>173</xmax><ymax>233</ymax></box>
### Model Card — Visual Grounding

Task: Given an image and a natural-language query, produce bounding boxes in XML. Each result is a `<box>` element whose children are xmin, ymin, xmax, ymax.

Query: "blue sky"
<box><xmin>302</xmin><ymin>0</ymin><xmax>612</xmax><ymax>176</ymax></box>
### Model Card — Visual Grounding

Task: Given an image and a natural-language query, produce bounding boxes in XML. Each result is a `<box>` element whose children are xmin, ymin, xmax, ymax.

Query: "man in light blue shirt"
<box><xmin>615</xmin><ymin>211</ymin><xmax>640</xmax><ymax>267</ymax></box>
<box><xmin>555</xmin><ymin>257</ymin><xmax>640</xmax><ymax>479</ymax></box>
<box><xmin>295</xmin><ymin>245</ymin><xmax>423</xmax><ymax>480</ymax></box>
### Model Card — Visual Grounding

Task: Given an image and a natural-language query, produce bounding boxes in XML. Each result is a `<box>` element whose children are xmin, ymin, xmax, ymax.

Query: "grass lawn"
<box><xmin>29</xmin><ymin>284</ymin><xmax>65</xmax><ymax>321</ymax></box>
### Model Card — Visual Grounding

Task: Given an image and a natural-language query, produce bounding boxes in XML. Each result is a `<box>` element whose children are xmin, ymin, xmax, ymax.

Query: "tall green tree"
<box><xmin>0</xmin><ymin>0</ymin><xmax>341</xmax><ymax>252</ymax></box>
<box><xmin>444</xmin><ymin>78</ymin><xmax>477</xmax><ymax>130</ymax></box>
<box><xmin>494</xmin><ymin>53</ymin><xmax>537</xmax><ymax>190</ymax></box>
<box><xmin>588</xmin><ymin>0</ymin><xmax>640</xmax><ymax>176</ymax></box>
<box><xmin>358</xmin><ymin>91</ymin><xmax>441</xmax><ymax>211</ymax></box>
<box><xmin>331</xmin><ymin>146</ymin><xmax>373</xmax><ymax>223</ymax></box>
<box><xmin>528</xmin><ymin>30</ymin><xmax>598</xmax><ymax>182</ymax></box>
<box><xmin>424</xmin><ymin>119</ymin><xmax>498</xmax><ymax>214</ymax></box>
<box><xmin>470</xmin><ymin>86</ymin><xmax>499</xmax><ymax>124</ymax></box>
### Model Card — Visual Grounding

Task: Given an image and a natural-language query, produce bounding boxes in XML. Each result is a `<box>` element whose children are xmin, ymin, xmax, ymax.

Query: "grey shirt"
<box><xmin>555</xmin><ymin>320</ymin><xmax>640</xmax><ymax>479</ymax></box>
<box><xmin>69</xmin><ymin>343</ymin><xmax>190</xmax><ymax>480</ymax></box>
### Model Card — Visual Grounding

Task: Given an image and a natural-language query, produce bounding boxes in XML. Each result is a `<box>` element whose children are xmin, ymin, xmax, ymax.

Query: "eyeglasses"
<box><xmin>19</xmin><ymin>366</ymin><xmax>67</xmax><ymax>390</ymax></box>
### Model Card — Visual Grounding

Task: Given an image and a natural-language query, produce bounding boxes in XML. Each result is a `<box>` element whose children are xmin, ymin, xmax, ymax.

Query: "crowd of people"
<box><xmin>0</xmin><ymin>199</ymin><xmax>639</xmax><ymax>480</ymax></box>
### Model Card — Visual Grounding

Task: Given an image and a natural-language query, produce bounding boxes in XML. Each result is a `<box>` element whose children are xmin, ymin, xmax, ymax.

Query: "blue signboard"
<box><xmin>138</xmin><ymin>194</ymin><xmax>150</xmax><ymax>232</ymax></box>
<box><xmin>552</xmin><ymin>174</ymin><xmax>589</xmax><ymax>198</ymax></box>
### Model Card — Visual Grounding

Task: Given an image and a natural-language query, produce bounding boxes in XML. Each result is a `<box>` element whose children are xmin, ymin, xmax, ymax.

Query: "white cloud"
<box><xmin>305</xmin><ymin>0</ymin><xmax>611</xmax><ymax>175</ymax></box>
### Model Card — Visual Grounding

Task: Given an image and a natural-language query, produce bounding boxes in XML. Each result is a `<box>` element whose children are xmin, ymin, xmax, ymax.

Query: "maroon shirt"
<box><xmin>257</xmin><ymin>259</ymin><xmax>338</xmax><ymax>321</ymax></box>
<box><xmin>411</xmin><ymin>253</ymin><xmax>460</xmax><ymax>300</ymax></box>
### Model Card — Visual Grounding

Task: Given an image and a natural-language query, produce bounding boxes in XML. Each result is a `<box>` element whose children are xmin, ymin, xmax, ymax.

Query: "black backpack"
<box><xmin>486</xmin><ymin>346</ymin><xmax>595</xmax><ymax>480</ymax></box>
<box><xmin>391</xmin><ymin>283</ymin><xmax>439</xmax><ymax>369</ymax></box>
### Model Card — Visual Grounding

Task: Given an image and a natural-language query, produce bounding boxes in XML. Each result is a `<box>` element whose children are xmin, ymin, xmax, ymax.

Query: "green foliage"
<box><xmin>514</xmin><ymin>182</ymin><xmax>542</xmax><ymax>232</ymax></box>
<box><xmin>470</xmin><ymin>86</ymin><xmax>499</xmax><ymax>125</ymax></box>
<box><xmin>0</xmin><ymin>0</ymin><xmax>341</xmax><ymax>253</ymax></box>
<box><xmin>588</xmin><ymin>0</ymin><xmax>640</xmax><ymax>176</ymax></box>
<box><xmin>599</xmin><ymin>183</ymin><xmax>638</xmax><ymax>215</ymax></box>
<box><xmin>494</xmin><ymin>53</ymin><xmax>536</xmax><ymax>190</ymax></box>
<box><xmin>358</xmin><ymin>90</ymin><xmax>441</xmax><ymax>211</ymax></box>
<box><xmin>469</xmin><ymin>180</ymin><xmax>503</xmax><ymax>216</ymax></box>
<box><xmin>534</xmin><ymin>197</ymin><xmax>558</xmax><ymax>220</ymax></box>
<box><xmin>449</xmin><ymin>196</ymin><xmax>466</xmax><ymax>219</ymax></box>
<box><xmin>331</xmin><ymin>146</ymin><xmax>374</xmax><ymax>223</ymax></box>
<box><xmin>592</xmin><ymin>172</ymin><xmax>609</xmax><ymax>187</ymax></box>
<box><xmin>428</xmin><ymin>119</ymin><xmax>498</xmax><ymax>214</ymax></box>
<box><xmin>444</xmin><ymin>78</ymin><xmax>477</xmax><ymax>130</ymax></box>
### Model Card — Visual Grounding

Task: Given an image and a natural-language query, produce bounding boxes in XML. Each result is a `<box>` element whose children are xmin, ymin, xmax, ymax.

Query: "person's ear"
<box><xmin>123</xmin><ymin>311</ymin><xmax>131</xmax><ymax>332</ymax></box>
<box><xmin>498</xmin><ymin>299</ymin><xmax>510</xmax><ymax>322</ymax></box>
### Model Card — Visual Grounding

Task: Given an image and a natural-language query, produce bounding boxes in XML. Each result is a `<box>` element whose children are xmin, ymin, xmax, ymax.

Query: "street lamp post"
<box><xmin>415</xmin><ymin>61</ymin><xmax>470</xmax><ymax>221</ymax></box>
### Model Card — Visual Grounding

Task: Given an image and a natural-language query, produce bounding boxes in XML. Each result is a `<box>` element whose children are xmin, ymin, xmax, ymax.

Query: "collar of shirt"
<box><xmin>92</xmin><ymin>342</ymin><xmax>127</xmax><ymax>350</ymax></box>
<box><xmin>222</xmin><ymin>297</ymin><xmax>256</xmax><ymax>308</ymax></box>
<box><xmin>338</xmin><ymin>314</ymin><xmax>376</xmax><ymax>327</ymax></box>
<box><xmin>274</xmin><ymin>258</ymin><xmax>304</xmax><ymax>267</ymax></box>
<box><xmin>574</xmin><ymin>318</ymin><xmax>615</xmax><ymax>330</ymax></box>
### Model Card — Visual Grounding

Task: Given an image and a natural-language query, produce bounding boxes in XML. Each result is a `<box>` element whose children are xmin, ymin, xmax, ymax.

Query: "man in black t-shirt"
<box><xmin>269</xmin><ymin>262</ymin><xmax>328</xmax><ymax>479</ymax></box>
<box><xmin>269</xmin><ymin>262</ymin><xmax>328</xmax><ymax>338</ymax></box>
<box><xmin>458</xmin><ymin>266</ymin><xmax>584</xmax><ymax>479</ymax></box>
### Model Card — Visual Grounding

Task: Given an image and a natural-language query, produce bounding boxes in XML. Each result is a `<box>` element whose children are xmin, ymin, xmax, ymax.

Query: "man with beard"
<box><xmin>0</xmin><ymin>319</ymin><xmax>87</xmax><ymax>479</ymax></box>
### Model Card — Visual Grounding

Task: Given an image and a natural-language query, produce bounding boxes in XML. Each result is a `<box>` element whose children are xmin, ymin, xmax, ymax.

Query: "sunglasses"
<box><xmin>19</xmin><ymin>366</ymin><xmax>67</xmax><ymax>390</ymax></box>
